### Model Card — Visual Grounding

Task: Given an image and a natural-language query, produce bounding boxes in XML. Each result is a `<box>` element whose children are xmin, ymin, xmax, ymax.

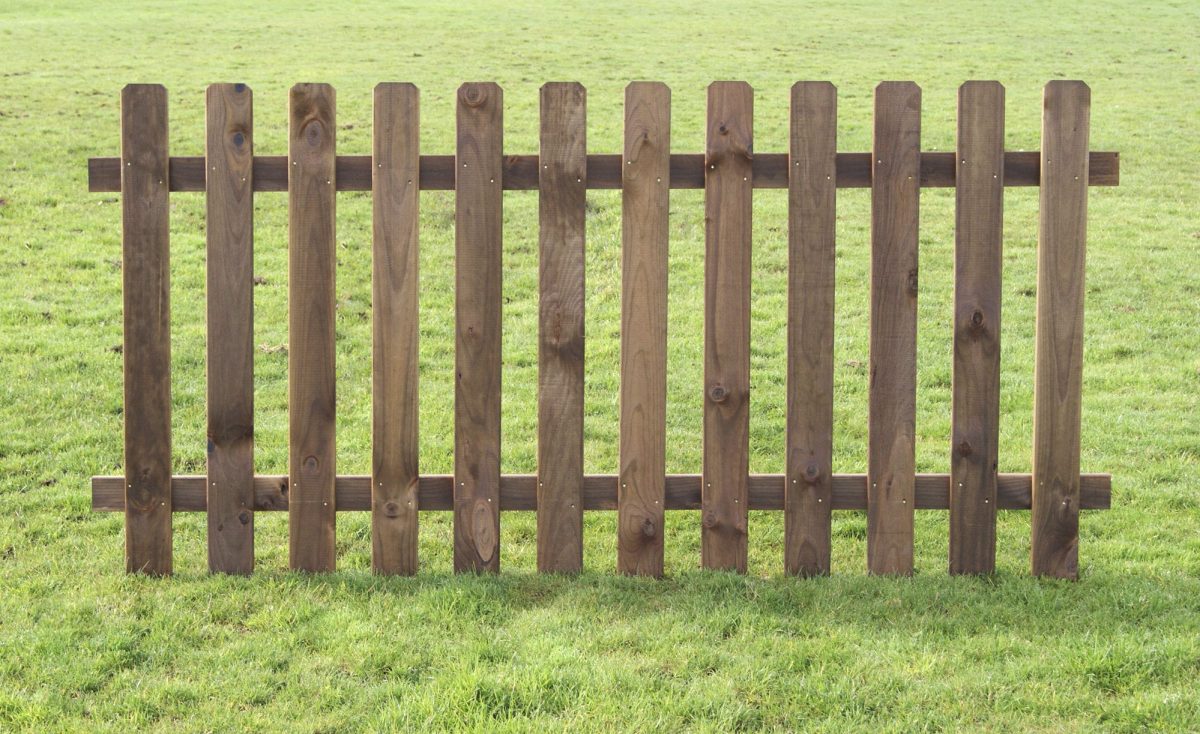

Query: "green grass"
<box><xmin>2</xmin><ymin>0</ymin><xmax>1199</xmax><ymax>730</ymax></box>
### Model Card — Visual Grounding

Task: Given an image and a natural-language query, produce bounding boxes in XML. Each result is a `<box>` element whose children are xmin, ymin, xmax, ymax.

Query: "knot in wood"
<box><xmin>708</xmin><ymin>384</ymin><xmax>728</xmax><ymax>403</ymax></box>
<box><xmin>303</xmin><ymin>455</ymin><xmax>319</xmax><ymax>472</ymax></box>
<box><xmin>232</xmin><ymin>131</ymin><xmax>245</xmax><ymax>148</ymax></box>
<box><xmin>302</xmin><ymin>120</ymin><xmax>324</xmax><ymax>148</ymax></box>
<box><xmin>804</xmin><ymin>462</ymin><xmax>821</xmax><ymax>482</ymax></box>
<box><xmin>703</xmin><ymin>510</ymin><xmax>719</xmax><ymax>529</ymax></box>
<box><xmin>641</xmin><ymin>518</ymin><xmax>657</xmax><ymax>538</ymax></box>
<box><xmin>383</xmin><ymin>501</ymin><xmax>401</xmax><ymax>518</ymax></box>
<box><xmin>958</xmin><ymin>440</ymin><xmax>973</xmax><ymax>457</ymax></box>
<box><xmin>238</xmin><ymin>511</ymin><xmax>251</xmax><ymax>525</ymax></box>
<box><xmin>907</xmin><ymin>268</ymin><xmax>919</xmax><ymax>296</ymax></box>
<box><xmin>461</xmin><ymin>85</ymin><xmax>486</xmax><ymax>107</ymax></box>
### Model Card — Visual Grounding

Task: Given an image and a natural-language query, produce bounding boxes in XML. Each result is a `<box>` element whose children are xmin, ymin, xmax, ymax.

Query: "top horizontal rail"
<box><xmin>88</xmin><ymin>151</ymin><xmax>1119</xmax><ymax>192</ymax></box>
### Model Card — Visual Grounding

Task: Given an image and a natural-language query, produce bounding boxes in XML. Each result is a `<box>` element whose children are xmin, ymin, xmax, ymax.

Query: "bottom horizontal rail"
<box><xmin>92</xmin><ymin>473</ymin><xmax>1110</xmax><ymax>512</ymax></box>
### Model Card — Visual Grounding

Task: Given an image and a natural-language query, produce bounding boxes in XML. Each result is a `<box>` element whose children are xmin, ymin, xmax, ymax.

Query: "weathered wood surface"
<box><xmin>617</xmin><ymin>82</ymin><xmax>671</xmax><ymax>577</ymax></box>
<box><xmin>868</xmin><ymin>82</ymin><xmax>921</xmax><ymax>576</ymax></box>
<box><xmin>371</xmin><ymin>83</ymin><xmax>421</xmax><ymax>575</ymax></box>
<box><xmin>702</xmin><ymin>81</ymin><xmax>752</xmax><ymax>572</ymax></box>
<box><xmin>121</xmin><ymin>84</ymin><xmax>172</xmax><ymax>575</ymax></box>
<box><xmin>288</xmin><ymin>83</ymin><xmax>337</xmax><ymax>572</ymax></box>
<box><xmin>88</xmin><ymin>151</ymin><xmax>1120</xmax><ymax>192</ymax></box>
<box><xmin>950</xmin><ymin>81</ymin><xmax>1005</xmax><ymax>575</ymax></box>
<box><xmin>454</xmin><ymin>83</ymin><xmax>503</xmax><ymax>573</ymax></box>
<box><xmin>537</xmin><ymin>83</ymin><xmax>587</xmax><ymax>573</ymax></box>
<box><xmin>205</xmin><ymin>83</ymin><xmax>255</xmax><ymax>575</ymax></box>
<box><xmin>94</xmin><ymin>473</ymin><xmax>1114</xmax><ymax>512</ymax></box>
<box><xmin>786</xmin><ymin>82</ymin><xmax>837</xmax><ymax>577</ymax></box>
<box><xmin>1032</xmin><ymin>81</ymin><xmax>1091</xmax><ymax>580</ymax></box>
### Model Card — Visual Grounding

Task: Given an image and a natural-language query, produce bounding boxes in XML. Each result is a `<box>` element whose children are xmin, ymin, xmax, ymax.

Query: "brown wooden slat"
<box><xmin>786</xmin><ymin>82</ymin><xmax>837</xmax><ymax>577</ymax></box>
<box><xmin>537</xmin><ymin>82</ymin><xmax>587</xmax><ymax>573</ymax></box>
<box><xmin>205</xmin><ymin>83</ymin><xmax>255</xmax><ymax>575</ymax></box>
<box><xmin>454</xmin><ymin>82</ymin><xmax>503</xmax><ymax>573</ymax></box>
<box><xmin>702</xmin><ymin>81</ymin><xmax>753</xmax><ymax>572</ymax></box>
<box><xmin>950</xmin><ymin>81</ymin><xmax>1005</xmax><ymax>575</ymax></box>
<box><xmin>87</xmin><ymin>150</ymin><xmax>1121</xmax><ymax>192</ymax></box>
<box><xmin>1032</xmin><ymin>81</ymin><xmax>1091</xmax><ymax>580</ymax></box>
<box><xmin>93</xmin><ymin>473</ymin><xmax>1113</xmax><ymax>512</ymax></box>
<box><xmin>617</xmin><ymin>82</ymin><xmax>671</xmax><ymax>577</ymax></box>
<box><xmin>868</xmin><ymin>82</ymin><xmax>921</xmax><ymax>576</ymax></box>
<box><xmin>121</xmin><ymin>84</ymin><xmax>172</xmax><ymax>575</ymax></box>
<box><xmin>288</xmin><ymin>83</ymin><xmax>337</xmax><ymax>572</ymax></box>
<box><xmin>371</xmin><ymin>83</ymin><xmax>421</xmax><ymax>575</ymax></box>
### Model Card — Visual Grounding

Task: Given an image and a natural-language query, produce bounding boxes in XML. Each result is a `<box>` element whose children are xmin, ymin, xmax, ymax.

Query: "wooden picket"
<box><xmin>287</xmin><ymin>83</ymin><xmax>337</xmax><ymax>572</ymax></box>
<box><xmin>868</xmin><ymin>82</ymin><xmax>920</xmax><ymax>576</ymax></box>
<box><xmin>121</xmin><ymin>84</ymin><xmax>172</xmax><ymax>575</ymax></box>
<box><xmin>371</xmin><ymin>83</ymin><xmax>421</xmax><ymax>575</ymax></box>
<box><xmin>205</xmin><ymin>83</ymin><xmax>255</xmax><ymax>575</ymax></box>
<box><xmin>454</xmin><ymin>83</ymin><xmax>503</xmax><ymax>573</ymax></box>
<box><xmin>617</xmin><ymin>82</ymin><xmax>671</xmax><ymax>577</ymax></box>
<box><xmin>785</xmin><ymin>81</ymin><xmax>836</xmax><ymax>577</ymax></box>
<box><xmin>90</xmin><ymin>81</ymin><xmax>1116</xmax><ymax>578</ymax></box>
<box><xmin>950</xmin><ymin>81</ymin><xmax>1005</xmax><ymax>575</ymax></box>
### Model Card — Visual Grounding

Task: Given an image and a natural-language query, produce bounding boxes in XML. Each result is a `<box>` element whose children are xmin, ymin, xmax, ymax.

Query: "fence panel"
<box><xmin>454</xmin><ymin>83</ymin><xmax>504</xmax><ymax>573</ymax></box>
<box><xmin>90</xmin><ymin>81</ymin><xmax>1116</xmax><ymax>578</ymax></box>
<box><xmin>1032</xmin><ymin>81</ymin><xmax>1091</xmax><ymax>579</ymax></box>
<box><xmin>536</xmin><ymin>83</ymin><xmax>587</xmax><ymax>573</ymax></box>
<box><xmin>205</xmin><ymin>83</ymin><xmax>255</xmax><ymax>575</ymax></box>
<box><xmin>785</xmin><ymin>82</ymin><xmax>837</xmax><ymax>577</ymax></box>
<box><xmin>121</xmin><ymin>84</ymin><xmax>172</xmax><ymax>575</ymax></box>
<box><xmin>371</xmin><ymin>83</ymin><xmax>421</xmax><ymax>575</ymax></box>
<box><xmin>288</xmin><ymin>83</ymin><xmax>337</xmax><ymax>572</ymax></box>
<box><xmin>950</xmin><ymin>81</ymin><xmax>1005</xmax><ymax>575</ymax></box>
<box><xmin>617</xmin><ymin>82</ymin><xmax>671</xmax><ymax>577</ymax></box>
<box><xmin>702</xmin><ymin>81</ymin><xmax>753</xmax><ymax>572</ymax></box>
<box><xmin>868</xmin><ymin>82</ymin><xmax>921</xmax><ymax>576</ymax></box>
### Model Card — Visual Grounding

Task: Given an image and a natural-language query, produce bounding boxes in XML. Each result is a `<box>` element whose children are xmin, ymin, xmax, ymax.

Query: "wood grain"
<box><xmin>454</xmin><ymin>83</ymin><xmax>503</xmax><ymax>573</ymax></box>
<box><xmin>371</xmin><ymin>83</ymin><xmax>420</xmax><ymax>575</ymax></box>
<box><xmin>205</xmin><ymin>83</ymin><xmax>255</xmax><ymax>575</ymax></box>
<box><xmin>702</xmin><ymin>81</ymin><xmax>753</xmax><ymax>572</ymax></box>
<box><xmin>786</xmin><ymin>82</ymin><xmax>836</xmax><ymax>577</ymax></box>
<box><xmin>868</xmin><ymin>82</ymin><xmax>921</xmax><ymax>576</ymax></box>
<box><xmin>618</xmin><ymin>82</ymin><xmax>671</xmax><ymax>577</ymax></box>
<box><xmin>94</xmin><ymin>473</ymin><xmax>1113</xmax><ymax>513</ymax></box>
<box><xmin>121</xmin><ymin>84</ymin><xmax>172</xmax><ymax>575</ymax></box>
<box><xmin>288</xmin><ymin>83</ymin><xmax>337</xmax><ymax>572</ymax></box>
<box><xmin>537</xmin><ymin>83</ymin><xmax>586</xmax><ymax>573</ymax></box>
<box><xmin>950</xmin><ymin>81</ymin><xmax>1004</xmax><ymax>575</ymax></box>
<box><xmin>89</xmin><ymin>151</ymin><xmax>1120</xmax><ymax>192</ymax></box>
<box><xmin>1032</xmin><ymin>81</ymin><xmax>1091</xmax><ymax>580</ymax></box>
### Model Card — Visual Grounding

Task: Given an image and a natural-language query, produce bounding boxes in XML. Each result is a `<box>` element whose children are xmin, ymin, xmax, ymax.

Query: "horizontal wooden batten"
<box><xmin>87</xmin><ymin>151</ymin><xmax>1120</xmax><ymax>192</ymax></box>
<box><xmin>93</xmin><ymin>473</ymin><xmax>1111</xmax><ymax>512</ymax></box>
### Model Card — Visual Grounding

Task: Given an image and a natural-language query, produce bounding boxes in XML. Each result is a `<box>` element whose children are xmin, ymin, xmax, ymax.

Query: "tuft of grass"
<box><xmin>2</xmin><ymin>0</ymin><xmax>1199</xmax><ymax>730</ymax></box>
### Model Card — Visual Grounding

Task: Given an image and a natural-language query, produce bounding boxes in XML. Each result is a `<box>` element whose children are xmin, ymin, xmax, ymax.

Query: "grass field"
<box><xmin>2</xmin><ymin>0</ymin><xmax>1199</xmax><ymax>730</ymax></box>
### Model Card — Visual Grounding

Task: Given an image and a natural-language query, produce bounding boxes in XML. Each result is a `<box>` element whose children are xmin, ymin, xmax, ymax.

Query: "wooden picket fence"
<box><xmin>89</xmin><ymin>80</ymin><xmax>1118</xmax><ymax>579</ymax></box>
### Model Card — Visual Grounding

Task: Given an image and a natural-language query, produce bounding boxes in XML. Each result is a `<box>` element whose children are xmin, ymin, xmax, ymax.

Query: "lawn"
<box><xmin>2</xmin><ymin>0</ymin><xmax>1199</xmax><ymax>730</ymax></box>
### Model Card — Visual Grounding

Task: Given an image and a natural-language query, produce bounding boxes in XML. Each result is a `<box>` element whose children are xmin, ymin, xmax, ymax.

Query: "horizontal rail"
<box><xmin>93</xmin><ymin>472</ymin><xmax>1111</xmax><ymax>512</ymax></box>
<box><xmin>87</xmin><ymin>151</ymin><xmax>1119</xmax><ymax>193</ymax></box>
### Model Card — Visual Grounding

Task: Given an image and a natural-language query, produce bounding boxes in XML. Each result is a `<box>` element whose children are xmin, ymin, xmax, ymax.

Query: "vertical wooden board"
<box><xmin>618</xmin><ymin>82</ymin><xmax>670</xmax><ymax>577</ymax></box>
<box><xmin>288</xmin><ymin>83</ymin><xmax>337</xmax><ymax>572</ymax></box>
<box><xmin>785</xmin><ymin>82</ymin><xmax>836</xmax><ymax>577</ymax></box>
<box><xmin>950</xmin><ymin>81</ymin><xmax>1004</xmax><ymax>575</ymax></box>
<box><xmin>372</xmin><ymin>83</ymin><xmax>420</xmax><ymax>575</ymax></box>
<box><xmin>537</xmin><ymin>82</ymin><xmax>586</xmax><ymax>573</ymax></box>
<box><xmin>702</xmin><ymin>81</ymin><xmax>752</xmax><ymax>573</ymax></box>
<box><xmin>205</xmin><ymin>83</ymin><xmax>255</xmax><ymax>575</ymax></box>
<box><xmin>455</xmin><ymin>83</ymin><xmax>503</xmax><ymax>573</ymax></box>
<box><xmin>1032</xmin><ymin>81</ymin><xmax>1090</xmax><ymax>579</ymax></box>
<box><xmin>868</xmin><ymin>82</ymin><xmax>920</xmax><ymax>576</ymax></box>
<box><xmin>122</xmin><ymin>84</ymin><xmax>172</xmax><ymax>575</ymax></box>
